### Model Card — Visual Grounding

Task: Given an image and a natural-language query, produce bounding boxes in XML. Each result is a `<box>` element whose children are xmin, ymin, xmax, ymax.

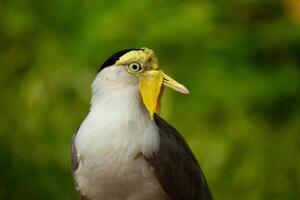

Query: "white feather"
<box><xmin>75</xmin><ymin>66</ymin><xmax>166</xmax><ymax>200</ymax></box>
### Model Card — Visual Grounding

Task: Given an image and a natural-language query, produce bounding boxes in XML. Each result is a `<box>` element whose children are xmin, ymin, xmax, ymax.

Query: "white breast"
<box><xmin>74</xmin><ymin>67</ymin><xmax>167</xmax><ymax>200</ymax></box>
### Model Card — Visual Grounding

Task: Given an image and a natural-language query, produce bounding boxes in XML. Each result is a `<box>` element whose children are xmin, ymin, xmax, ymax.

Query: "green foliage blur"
<box><xmin>1</xmin><ymin>0</ymin><xmax>299</xmax><ymax>199</ymax></box>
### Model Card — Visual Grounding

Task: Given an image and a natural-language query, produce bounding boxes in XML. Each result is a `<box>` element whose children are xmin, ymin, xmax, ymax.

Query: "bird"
<box><xmin>70</xmin><ymin>48</ymin><xmax>213</xmax><ymax>200</ymax></box>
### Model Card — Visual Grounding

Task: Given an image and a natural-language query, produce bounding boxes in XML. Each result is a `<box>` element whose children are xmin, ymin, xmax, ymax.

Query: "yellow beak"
<box><xmin>139</xmin><ymin>70</ymin><xmax>189</xmax><ymax>119</ymax></box>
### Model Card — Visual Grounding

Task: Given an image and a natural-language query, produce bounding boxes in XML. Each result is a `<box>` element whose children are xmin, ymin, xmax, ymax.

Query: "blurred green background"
<box><xmin>1</xmin><ymin>0</ymin><xmax>300</xmax><ymax>199</ymax></box>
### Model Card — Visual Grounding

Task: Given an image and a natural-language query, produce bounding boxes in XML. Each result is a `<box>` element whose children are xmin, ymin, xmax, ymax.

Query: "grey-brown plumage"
<box><xmin>145</xmin><ymin>114</ymin><xmax>213</xmax><ymax>200</ymax></box>
<box><xmin>71</xmin><ymin>133</ymin><xmax>89</xmax><ymax>200</ymax></box>
<box><xmin>70</xmin><ymin>115</ymin><xmax>212</xmax><ymax>200</ymax></box>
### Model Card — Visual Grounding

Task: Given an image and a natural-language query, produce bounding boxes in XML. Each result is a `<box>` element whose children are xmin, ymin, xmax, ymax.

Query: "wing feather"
<box><xmin>70</xmin><ymin>133</ymin><xmax>89</xmax><ymax>200</ymax></box>
<box><xmin>144</xmin><ymin>114</ymin><xmax>213</xmax><ymax>200</ymax></box>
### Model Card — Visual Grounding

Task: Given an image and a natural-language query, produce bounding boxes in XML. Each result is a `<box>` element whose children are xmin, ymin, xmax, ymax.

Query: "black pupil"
<box><xmin>132</xmin><ymin>64</ymin><xmax>139</xmax><ymax>70</ymax></box>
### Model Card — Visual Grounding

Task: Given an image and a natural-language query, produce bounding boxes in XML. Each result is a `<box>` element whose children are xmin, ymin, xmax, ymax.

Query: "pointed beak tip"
<box><xmin>182</xmin><ymin>87</ymin><xmax>190</xmax><ymax>95</ymax></box>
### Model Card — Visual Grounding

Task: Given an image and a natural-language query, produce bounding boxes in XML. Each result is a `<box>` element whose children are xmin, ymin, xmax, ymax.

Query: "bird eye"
<box><xmin>127</xmin><ymin>63</ymin><xmax>142</xmax><ymax>73</ymax></box>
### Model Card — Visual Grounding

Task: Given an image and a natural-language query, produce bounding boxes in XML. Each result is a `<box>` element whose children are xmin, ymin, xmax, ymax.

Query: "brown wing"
<box><xmin>70</xmin><ymin>133</ymin><xmax>89</xmax><ymax>200</ymax></box>
<box><xmin>144</xmin><ymin>114</ymin><xmax>213</xmax><ymax>200</ymax></box>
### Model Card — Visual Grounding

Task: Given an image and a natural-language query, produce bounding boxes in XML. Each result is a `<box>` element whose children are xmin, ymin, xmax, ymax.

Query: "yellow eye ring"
<box><xmin>127</xmin><ymin>63</ymin><xmax>143</xmax><ymax>73</ymax></box>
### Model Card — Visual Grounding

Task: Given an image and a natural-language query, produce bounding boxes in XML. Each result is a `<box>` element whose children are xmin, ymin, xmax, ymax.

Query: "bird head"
<box><xmin>96</xmin><ymin>48</ymin><xmax>189</xmax><ymax>119</ymax></box>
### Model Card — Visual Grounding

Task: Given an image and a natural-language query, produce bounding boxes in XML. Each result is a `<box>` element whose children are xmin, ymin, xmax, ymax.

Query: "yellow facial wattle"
<box><xmin>116</xmin><ymin>48</ymin><xmax>189</xmax><ymax>119</ymax></box>
<box><xmin>139</xmin><ymin>70</ymin><xmax>189</xmax><ymax>119</ymax></box>
<box><xmin>139</xmin><ymin>70</ymin><xmax>164</xmax><ymax>119</ymax></box>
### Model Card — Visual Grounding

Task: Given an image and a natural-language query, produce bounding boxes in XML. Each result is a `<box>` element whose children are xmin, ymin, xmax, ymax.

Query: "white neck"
<box><xmin>74</xmin><ymin>66</ymin><xmax>164</xmax><ymax>200</ymax></box>
<box><xmin>76</xmin><ymin>66</ymin><xmax>159</xmax><ymax>157</ymax></box>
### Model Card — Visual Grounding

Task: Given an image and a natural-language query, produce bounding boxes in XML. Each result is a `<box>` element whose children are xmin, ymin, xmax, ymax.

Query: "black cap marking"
<box><xmin>97</xmin><ymin>48</ymin><xmax>141</xmax><ymax>73</ymax></box>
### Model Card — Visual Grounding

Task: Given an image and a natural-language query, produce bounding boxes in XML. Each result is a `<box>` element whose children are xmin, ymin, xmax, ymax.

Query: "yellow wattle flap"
<box><xmin>139</xmin><ymin>70</ymin><xmax>163</xmax><ymax>119</ymax></box>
